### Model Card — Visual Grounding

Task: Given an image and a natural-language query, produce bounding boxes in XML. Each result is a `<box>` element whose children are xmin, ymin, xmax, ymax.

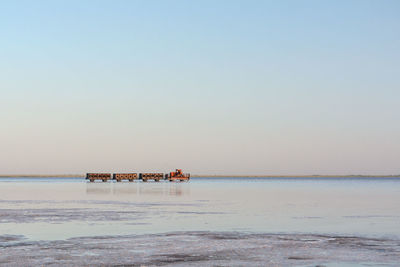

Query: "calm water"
<box><xmin>0</xmin><ymin>177</ymin><xmax>399</xmax><ymax>266</ymax></box>
<box><xmin>1</xmin><ymin>177</ymin><xmax>399</xmax><ymax>240</ymax></box>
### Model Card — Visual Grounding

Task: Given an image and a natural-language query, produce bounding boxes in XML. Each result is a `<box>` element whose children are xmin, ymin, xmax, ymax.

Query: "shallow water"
<box><xmin>0</xmin><ymin>177</ymin><xmax>399</xmax><ymax>266</ymax></box>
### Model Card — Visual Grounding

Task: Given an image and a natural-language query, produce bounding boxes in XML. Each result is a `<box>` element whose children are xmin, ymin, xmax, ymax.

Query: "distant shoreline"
<box><xmin>0</xmin><ymin>174</ymin><xmax>399</xmax><ymax>178</ymax></box>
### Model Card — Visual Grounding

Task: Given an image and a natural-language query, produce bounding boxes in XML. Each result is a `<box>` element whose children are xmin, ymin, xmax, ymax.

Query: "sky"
<box><xmin>1</xmin><ymin>0</ymin><xmax>399</xmax><ymax>175</ymax></box>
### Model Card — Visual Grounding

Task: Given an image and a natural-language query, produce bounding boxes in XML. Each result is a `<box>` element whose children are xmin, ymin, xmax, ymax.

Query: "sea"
<box><xmin>0</xmin><ymin>177</ymin><xmax>399</xmax><ymax>266</ymax></box>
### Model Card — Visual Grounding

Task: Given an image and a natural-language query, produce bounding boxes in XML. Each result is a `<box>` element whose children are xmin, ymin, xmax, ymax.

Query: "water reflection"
<box><xmin>138</xmin><ymin>186</ymin><xmax>164</xmax><ymax>196</ymax></box>
<box><xmin>113</xmin><ymin>183</ymin><xmax>138</xmax><ymax>195</ymax></box>
<box><xmin>169</xmin><ymin>184</ymin><xmax>185</xmax><ymax>196</ymax></box>
<box><xmin>85</xmin><ymin>184</ymin><xmax>112</xmax><ymax>195</ymax></box>
<box><xmin>2</xmin><ymin>178</ymin><xmax>400</xmax><ymax>242</ymax></box>
<box><xmin>85</xmin><ymin>182</ymin><xmax>190</xmax><ymax>196</ymax></box>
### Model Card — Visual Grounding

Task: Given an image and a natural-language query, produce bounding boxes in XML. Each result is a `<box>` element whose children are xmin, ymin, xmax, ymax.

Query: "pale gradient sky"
<box><xmin>1</xmin><ymin>0</ymin><xmax>399</xmax><ymax>175</ymax></box>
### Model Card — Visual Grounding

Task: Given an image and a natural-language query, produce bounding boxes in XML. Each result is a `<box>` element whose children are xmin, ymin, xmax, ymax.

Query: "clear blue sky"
<box><xmin>1</xmin><ymin>0</ymin><xmax>399</xmax><ymax>175</ymax></box>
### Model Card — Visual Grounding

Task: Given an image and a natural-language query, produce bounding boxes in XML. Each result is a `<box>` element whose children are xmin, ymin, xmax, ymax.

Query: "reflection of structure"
<box><xmin>86</xmin><ymin>184</ymin><xmax>112</xmax><ymax>195</ymax></box>
<box><xmin>113</xmin><ymin>184</ymin><xmax>138</xmax><ymax>195</ymax></box>
<box><xmin>138</xmin><ymin>186</ymin><xmax>165</xmax><ymax>195</ymax></box>
<box><xmin>86</xmin><ymin>183</ymin><xmax>190</xmax><ymax>196</ymax></box>
<box><xmin>169</xmin><ymin>184</ymin><xmax>184</xmax><ymax>196</ymax></box>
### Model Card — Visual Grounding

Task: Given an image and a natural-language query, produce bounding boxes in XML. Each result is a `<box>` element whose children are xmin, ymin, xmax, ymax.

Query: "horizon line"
<box><xmin>1</xmin><ymin>174</ymin><xmax>400</xmax><ymax>178</ymax></box>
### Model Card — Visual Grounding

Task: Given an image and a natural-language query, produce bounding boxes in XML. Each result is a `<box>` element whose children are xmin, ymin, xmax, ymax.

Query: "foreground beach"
<box><xmin>0</xmin><ymin>177</ymin><xmax>399</xmax><ymax>266</ymax></box>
